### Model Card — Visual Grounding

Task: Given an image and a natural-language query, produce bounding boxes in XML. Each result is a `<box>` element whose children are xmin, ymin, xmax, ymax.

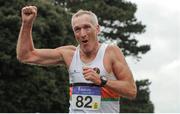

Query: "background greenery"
<box><xmin>0</xmin><ymin>0</ymin><xmax>153</xmax><ymax>112</ymax></box>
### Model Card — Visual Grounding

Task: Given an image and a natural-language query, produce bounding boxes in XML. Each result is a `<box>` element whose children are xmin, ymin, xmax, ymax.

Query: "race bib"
<box><xmin>72</xmin><ymin>85</ymin><xmax>101</xmax><ymax>110</ymax></box>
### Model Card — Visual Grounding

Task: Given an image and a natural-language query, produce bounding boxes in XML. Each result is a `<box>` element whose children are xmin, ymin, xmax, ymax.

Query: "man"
<box><xmin>16</xmin><ymin>6</ymin><xmax>137</xmax><ymax>113</ymax></box>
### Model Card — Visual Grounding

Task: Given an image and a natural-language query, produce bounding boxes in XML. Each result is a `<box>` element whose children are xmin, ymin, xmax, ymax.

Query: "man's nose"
<box><xmin>80</xmin><ymin>29</ymin><xmax>87</xmax><ymax>38</ymax></box>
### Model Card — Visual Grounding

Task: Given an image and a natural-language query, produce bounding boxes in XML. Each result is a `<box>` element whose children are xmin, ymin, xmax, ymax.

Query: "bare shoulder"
<box><xmin>56</xmin><ymin>45</ymin><xmax>76</xmax><ymax>66</ymax></box>
<box><xmin>106</xmin><ymin>44</ymin><xmax>121</xmax><ymax>52</ymax></box>
<box><xmin>106</xmin><ymin>44</ymin><xmax>126</xmax><ymax>64</ymax></box>
<box><xmin>106</xmin><ymin>44</ymin><xmax>124</xmax><ymax>57</ymax></box>
<box><xmin>56</xmin><ymin>45</ymin><xmax>76</xmax><ymax>55</ymax></box>
<box><xmin>56</xmin><ymin>45</ymin><xmax>77</xmax><ymax>58</ymax></box>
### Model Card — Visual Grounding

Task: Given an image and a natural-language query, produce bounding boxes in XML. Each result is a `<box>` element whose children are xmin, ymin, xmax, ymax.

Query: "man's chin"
<box><xmin>81</xmin><ymin>43</ymin><xmax>89</xmax><ymax>49</ymax></box>
<box><xmin>81</xmin><ymin>46</ymin><xmax>92</xmax><ymax>53</ymax></box>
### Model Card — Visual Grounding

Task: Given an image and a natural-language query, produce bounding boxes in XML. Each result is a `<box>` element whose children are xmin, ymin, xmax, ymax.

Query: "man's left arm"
<box><xmin>105</xmin><ymin>45</ymin><xmax>137</xmax><ymax>99</ymax></box>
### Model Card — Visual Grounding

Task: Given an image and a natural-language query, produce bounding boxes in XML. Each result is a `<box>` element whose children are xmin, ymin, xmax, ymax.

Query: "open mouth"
<box><xmin>82</xmin><ymin>40</ymin><xmax>88</xmax><ymax>44</ymax></box>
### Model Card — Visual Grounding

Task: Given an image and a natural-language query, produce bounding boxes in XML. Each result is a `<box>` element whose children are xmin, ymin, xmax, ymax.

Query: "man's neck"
<box><xmin>80</xmin><ymin>43</ymin><xmax>101</xmax><ymax>63</ymax></box>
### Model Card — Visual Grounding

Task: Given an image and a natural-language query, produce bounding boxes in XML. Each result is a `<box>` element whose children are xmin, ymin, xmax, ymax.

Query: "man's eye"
<box><xmin>74</xmin><ymin>28</ymin><xmax>80</xmax><ymax>32</ymax></box>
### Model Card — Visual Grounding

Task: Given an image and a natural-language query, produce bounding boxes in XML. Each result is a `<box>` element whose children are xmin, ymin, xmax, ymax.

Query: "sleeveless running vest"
<box><xmin>68</xmin><ymin>43</ymin><xmax>120</xmax><ymax>113</ymax></box>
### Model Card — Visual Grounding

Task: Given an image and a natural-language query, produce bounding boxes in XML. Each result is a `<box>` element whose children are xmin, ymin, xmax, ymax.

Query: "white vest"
<box><xmin>68</xmin><ymin>43</ymin><xmax>120</xmax><ymax>113</ymax></box>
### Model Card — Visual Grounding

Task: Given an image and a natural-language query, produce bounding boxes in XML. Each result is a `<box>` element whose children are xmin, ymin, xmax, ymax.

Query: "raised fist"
<box><xmin>21</xmin><ymin>6</ymin><xmax>37</xmax><ymax>24</ymax></box>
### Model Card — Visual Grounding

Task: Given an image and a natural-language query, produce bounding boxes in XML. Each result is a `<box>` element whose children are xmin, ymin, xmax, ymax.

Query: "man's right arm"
<box><xmin>16</xmin><ymin>6</ymin><xmax>75</xmax><ymax>66</ymax></box>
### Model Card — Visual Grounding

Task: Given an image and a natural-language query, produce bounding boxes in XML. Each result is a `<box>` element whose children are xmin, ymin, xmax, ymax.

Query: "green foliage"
<box><xmin>120</xmin><ymin>79</ymin><xmax>154</xmax><ymax>113</ymax></box>
<box><xmin>0</xmin><ymin>0</ymin><xmax>70</xmax><ymax>112</ymax></box>
<box><xmin>0</xmin><ymin>67</ymin><xmax>69</xmax><ymax>112</ymax></box>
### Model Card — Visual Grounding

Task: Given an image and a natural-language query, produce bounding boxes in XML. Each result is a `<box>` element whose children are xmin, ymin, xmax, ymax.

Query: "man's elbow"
<box><xmin>17</xmin><ymin>55</ymin><xmax>29</xmax><ymax>64</ymax></box>
<box><xmin>129</xmin><ymin>85</ymin><xmax>137</xmax><ymax>100</ymax></box>
<box><xmin>17</xmin><ymin>56</ymin><xmax>25</xmax><ymax>63</ymax></box>
<box><xmin>122</xmin><ymin>83</ymin><xmax>137</xmax><ymax>100</ymax></box>
<box><xmin>130</xmin><ymin>89</ymin><xmax>137</xmax><ymax>100</ymax></box>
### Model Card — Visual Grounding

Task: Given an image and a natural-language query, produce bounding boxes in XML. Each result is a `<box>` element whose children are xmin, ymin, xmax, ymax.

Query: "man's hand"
<box><xmin>21</xmin><ymin>6</ymin><xmax>37</xmax><ymax>25</ymax></box>
<box><xmin>82</xmin><ymin>67</ymin><xmax>101</xmax><ymax>85</ymax></box>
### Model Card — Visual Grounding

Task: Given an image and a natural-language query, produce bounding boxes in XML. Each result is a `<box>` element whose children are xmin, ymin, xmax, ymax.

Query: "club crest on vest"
<box><xmin>93</xmin><ymin>67</ymin><xmax>100</xmax><ymax>74</ymax></box>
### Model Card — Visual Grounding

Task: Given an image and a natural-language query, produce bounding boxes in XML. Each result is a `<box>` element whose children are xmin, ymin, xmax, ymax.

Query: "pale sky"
<box><xmin>127</xmin><ymin>0</ymin><xmax>180</xmax><ymax>113</ymax></box>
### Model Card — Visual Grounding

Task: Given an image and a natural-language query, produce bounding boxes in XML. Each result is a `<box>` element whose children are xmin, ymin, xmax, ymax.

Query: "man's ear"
<box><xmin>96</xmin><ymin>25</ymin><xmax>101</xmax><ymax>35</ymax></box>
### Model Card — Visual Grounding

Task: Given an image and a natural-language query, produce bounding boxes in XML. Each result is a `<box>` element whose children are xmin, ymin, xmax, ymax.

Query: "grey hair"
<box><xmin>71</xmin><ymin>9</ymin><xmax>99</xmax><ymax>27</ymax></box>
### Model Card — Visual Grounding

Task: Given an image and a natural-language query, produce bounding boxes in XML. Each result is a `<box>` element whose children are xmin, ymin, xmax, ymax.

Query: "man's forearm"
<box><xmin>16</xmin><ymin>23</ymin><xmax>34</xmax><ymax>60</ymax></box>
<box><xmin>105</xmin><ymin>80</ymin><xmax>137</xmax><ymax>99</ymax></box>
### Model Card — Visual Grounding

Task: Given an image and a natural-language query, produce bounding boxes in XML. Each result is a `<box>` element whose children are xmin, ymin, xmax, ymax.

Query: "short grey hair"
<box><xmin>71</xmin><ymin>9</ymin><xmax>99</xmax><ymax>27</ymax></box>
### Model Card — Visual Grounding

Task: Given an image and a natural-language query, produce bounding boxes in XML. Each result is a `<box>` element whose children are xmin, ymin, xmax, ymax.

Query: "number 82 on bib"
<box><xmin>72</xmin><ymin>86</ymin><xmax>101</xmax><ymax>110</ymax></box>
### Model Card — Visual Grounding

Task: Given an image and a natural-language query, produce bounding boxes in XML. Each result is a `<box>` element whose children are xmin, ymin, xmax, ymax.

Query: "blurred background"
<box><xmin>0</xmin><ymin>0</ymin><xmax>179</xmax><ymax>113</ymax></box>
<box><xmin>127</xmin><ymin>0</ymin><xmax>180</xmax><ymax>112</ymax></box>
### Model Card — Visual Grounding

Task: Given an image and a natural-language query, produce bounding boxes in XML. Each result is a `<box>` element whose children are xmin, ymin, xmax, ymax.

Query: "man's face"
<box><xmin>72</xmin><ymin>14</ymin><xmax>100</xmax><ymax>53</ymax></box>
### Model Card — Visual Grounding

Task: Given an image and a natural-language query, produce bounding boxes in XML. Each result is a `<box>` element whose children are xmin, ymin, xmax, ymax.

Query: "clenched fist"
<box><xmin>82</xmin><ymin>67</ymin><xmax>101</xmax><ymax>85</ymax></box>
<box><xmin>21</xmin><ymin>6</ymin><xmax>37</xmax><ymax>25</ymax></box>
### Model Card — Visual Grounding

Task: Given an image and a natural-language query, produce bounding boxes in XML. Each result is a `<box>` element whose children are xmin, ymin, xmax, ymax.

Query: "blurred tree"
<box><xmin>0</xmin><ymin>0</ymin><xmax>70</xmax><ymax>112</ymax></box>
<box><xmin>120</xmin><ymin>79</ymin><xmax>154</xmax><ymax>113</ymax></box>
